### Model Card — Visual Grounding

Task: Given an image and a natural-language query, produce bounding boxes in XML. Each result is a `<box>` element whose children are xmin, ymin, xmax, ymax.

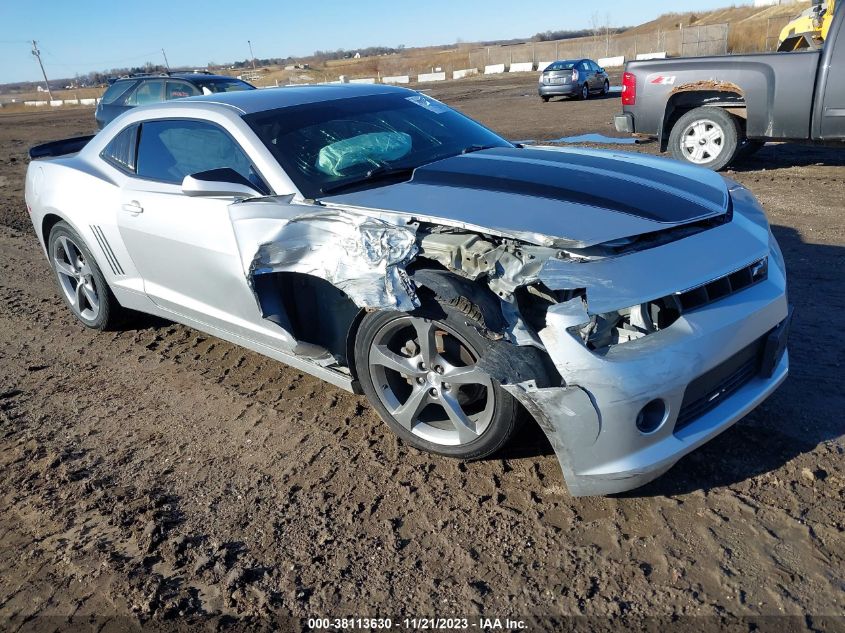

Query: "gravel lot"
<box><xmin>1</xmin><ymin>74</ymin><xmax>843</xmax><ymax>631</ymax></box>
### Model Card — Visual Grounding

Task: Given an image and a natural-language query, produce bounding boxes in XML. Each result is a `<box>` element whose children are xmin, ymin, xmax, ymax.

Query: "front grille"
<box><xmin>674</xmin><ymin>336</ymin><xmax>765</xmax><ymax>432</ymax></box>
<box><xmin>649</xmin><ymin>257</ymin><xmax>768</xmax><ymax>329</ymax></box>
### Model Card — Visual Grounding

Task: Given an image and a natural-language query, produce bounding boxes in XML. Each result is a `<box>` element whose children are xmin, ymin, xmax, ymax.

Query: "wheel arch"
<box><xmin>660</xmin><ymin>89</ymin><xmax>745</xmax><ymax>151</ymax></box>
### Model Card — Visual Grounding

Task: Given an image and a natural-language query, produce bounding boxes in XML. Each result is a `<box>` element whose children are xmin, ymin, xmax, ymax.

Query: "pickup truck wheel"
<box><xmin>669</xmin><ymin>107</ymin><xmax>740</xmax><ymax>170</ymax></box>
<box><xmin>354</xmin><ymin>301</ymin><xmax>521</xmax><ymax>460</ymax></box>
<box><xmin>49</xmin><ymin>222</ymin><xmax>120</xmax><ymax>330</ymax></box>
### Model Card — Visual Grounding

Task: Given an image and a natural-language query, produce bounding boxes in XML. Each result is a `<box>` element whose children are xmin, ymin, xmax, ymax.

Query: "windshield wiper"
<box><xmin>319</xmin><ymin>164</ymin><xmax>416</xmax><ymax>196</ymax></box>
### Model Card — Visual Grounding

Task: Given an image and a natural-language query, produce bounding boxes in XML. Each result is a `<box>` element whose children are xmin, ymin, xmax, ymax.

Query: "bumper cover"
<box><xmin>506</xmin><ymin>218</ymin><xmax>789</xmax><ymax>496</ymax></box>
<box><xmin>539</xmin><ymin>83</ymin><xmax>578</xmax><ymax>97</ymax></box>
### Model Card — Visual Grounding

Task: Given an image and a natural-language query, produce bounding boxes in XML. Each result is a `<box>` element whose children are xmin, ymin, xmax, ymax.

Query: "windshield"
<box><xmin>545</xmin><ymin>61</ymin><xmax>577</xmax><ymax>71</ymax></box>
<box><xmin>243</xmin><ymin>92</ymin><xmax>511</xmax><ymax>198</ymax></box>
<box><xmin>195</xmin><ymin>78</ymin><xmax>254</xmax><ymax>94</ymax></box>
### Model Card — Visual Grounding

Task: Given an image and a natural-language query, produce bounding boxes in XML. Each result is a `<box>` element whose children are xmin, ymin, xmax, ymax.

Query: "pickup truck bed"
<box><xmin>615</xmin><ymin>7</ymin><xmax>845</xmax><ymax>169</ymax></box>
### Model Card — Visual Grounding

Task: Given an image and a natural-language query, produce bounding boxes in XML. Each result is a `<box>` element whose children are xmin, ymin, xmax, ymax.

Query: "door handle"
<box><xmin>121</xmin><ymin>201</ymin><xmax>143</xmax><ymax>215</ymax></box>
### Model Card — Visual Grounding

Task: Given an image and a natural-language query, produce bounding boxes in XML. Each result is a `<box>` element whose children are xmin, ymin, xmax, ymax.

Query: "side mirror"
<box><xmin>599</xmin><ymin>68</ymin><xmax>605</xmax><ymax>73</ymax></box>
<box><xmin>181</xmin><ymin>168</ymin><xmax>262</xmax><ymax>198</ymax></box>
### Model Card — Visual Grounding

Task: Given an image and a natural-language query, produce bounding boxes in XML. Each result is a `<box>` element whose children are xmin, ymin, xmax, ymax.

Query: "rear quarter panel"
<box><xmin>25</xmin><ymin>155</ymin><xmax>143</xmax><ymax>295</ymax></box>
<box><xmin>625</xmin><ymin>51</ymin><xmax>820</xmax><ymax>140</ymax></box>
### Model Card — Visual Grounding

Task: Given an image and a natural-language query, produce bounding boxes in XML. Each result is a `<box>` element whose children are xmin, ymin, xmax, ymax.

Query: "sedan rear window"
<box><xmin>545</xmin><ymin>61</ymin><xmax>577</xmax><ymax>71</ymax></box>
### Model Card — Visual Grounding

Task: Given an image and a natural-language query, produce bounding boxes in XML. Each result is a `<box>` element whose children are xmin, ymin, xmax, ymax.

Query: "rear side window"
<box><xmin>101</xmin><ymin>80</ymin><xmax>137</xmax><ymax>105</ymax></box>
<box><xmin>135</xmin><ymin>119</ymin><xmax>268</xmax><ymax>193</ymax></box>
<box><xmin>100</xmin><ymin>124</ymin><xmax>138</xmax><ymax>172</ymax></box>
<box><xmin>579</xmin><ymin>61</ymin><xmax>591</xmax><ymax>71</ymax></box>
<box><xmin>166</xmin><ymin>81</ymin><xmax>200</xmax><ymax>100</ymax></box>
<box><xmin>125</xmin><ymin>80</ymin><xmax>165</xmax><ymax>106</ymax></box>
<box><xmin>194</xmin><ymin>78</ymin><xmax>254</xmax><ymax>94</ymax></box>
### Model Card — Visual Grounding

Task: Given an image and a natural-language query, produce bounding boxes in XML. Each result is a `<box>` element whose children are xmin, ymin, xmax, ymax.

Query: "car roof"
<box><xmin>162</xmin><ymin>83</ymin><xmax>415</xmax><ymax>115</ymax></box>
<box><xmin>170</xmin><ymin>73</ymin><xmax>243</xmax><ymax>82</ymax></box>
<box><xmin>112</xmin><ymin>73</ymin><xmax>242</xmax><ymax>84</ymax></box>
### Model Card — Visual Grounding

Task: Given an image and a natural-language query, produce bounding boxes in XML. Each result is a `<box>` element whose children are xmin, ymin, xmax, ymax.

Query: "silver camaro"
<box><xmin>24</xmin><ymin>84</ymin><xmax>791</xmax><ymax>496</ymax></box>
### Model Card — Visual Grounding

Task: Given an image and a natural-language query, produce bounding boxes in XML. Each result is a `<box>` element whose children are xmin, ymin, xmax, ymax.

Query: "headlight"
<box><xmin>568</xmin><ymin>257</ymin><xmax>769</xmax><ymax>351</ymax></box>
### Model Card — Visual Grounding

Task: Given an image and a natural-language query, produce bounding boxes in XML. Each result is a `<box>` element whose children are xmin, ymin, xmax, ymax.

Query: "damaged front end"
<box><xmin>228</xmin><ymin>176</ymin><xmax>788</xmax><ymax>496</ymax></box>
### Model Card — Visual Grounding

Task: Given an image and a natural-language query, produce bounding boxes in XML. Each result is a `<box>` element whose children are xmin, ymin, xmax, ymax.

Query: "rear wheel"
<box><xmin>541</xmin><ymin>96</ymin><xmax>550</xmax><ymax>103</ymax></box>
<box><xmin>669</xmin><ymin>107</ymin><xmax>741</xmax><ymax>171</ymax></box>
<box><xmin>580</xmin><ymin>83</ymin><xmax>589</xmax><ymax>100</ymax></box>
<box><xmin>354</xmin><ymin>301</ymin><xmax>521</xmax><ymax>460</ymax></box>
<box><xmin>49</xmin><ymin>222</ymin><xmax>120</xmax><ymax>330</ymax></box>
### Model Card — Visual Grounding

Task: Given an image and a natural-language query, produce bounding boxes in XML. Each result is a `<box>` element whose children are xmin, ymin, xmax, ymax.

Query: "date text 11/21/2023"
<box><xmin>306</xmin><ymin>617</ymin><xmax>528</xmax><ymax>630</ymax></box>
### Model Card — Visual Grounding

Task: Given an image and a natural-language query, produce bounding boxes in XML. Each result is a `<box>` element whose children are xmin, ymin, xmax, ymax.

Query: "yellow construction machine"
<box><xmin>778</xmin><ymin>0</ymin><xmax>836</xmax><ymax>51</ymax></box>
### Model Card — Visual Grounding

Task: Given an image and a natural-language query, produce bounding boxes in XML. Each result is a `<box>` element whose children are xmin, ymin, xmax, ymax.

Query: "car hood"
<box><xmin>319</xmin><ymin>146</ymin><xmax>731</xmax><ymax>248</ymax></box>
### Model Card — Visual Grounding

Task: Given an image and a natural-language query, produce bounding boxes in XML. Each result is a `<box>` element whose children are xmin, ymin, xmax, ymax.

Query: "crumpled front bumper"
<box><xmin>505</xmin><ymin>227</ymin><xmax>789</xmax><ymax>497</ymax></box>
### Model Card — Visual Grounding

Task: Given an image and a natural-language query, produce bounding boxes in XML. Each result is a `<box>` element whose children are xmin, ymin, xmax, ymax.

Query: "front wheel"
<box><xmin>354</xmin><ymin>301</ymin><xmax>521</xmax><ymax>460</ymax></box>
<box><xmin>668</xmin><ymin>107</ymin><xmax>740</xmax><ymax>170</ymax></box>
<box><xmin>602</xmin><ymin>80</ymin><xmax>610</xmax><ymax>96</ymax></box>
<box><xmin>541</xmin><ymin>96</ymin><xmax>550</xmax><ymax>103</ymax></box>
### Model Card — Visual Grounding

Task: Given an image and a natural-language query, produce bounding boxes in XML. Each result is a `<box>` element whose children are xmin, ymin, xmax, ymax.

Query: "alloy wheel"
<box><xmin>367</xmin><ymin>316</ymin><xmax>495</xmax><ymax>446</ymax></box>
<box><xmin>52</xmin><ymin>235</ymin><xmax>100</xmax><ymax>322</ymax></box>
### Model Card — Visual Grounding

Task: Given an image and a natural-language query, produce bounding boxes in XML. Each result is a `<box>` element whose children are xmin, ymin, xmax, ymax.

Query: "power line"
<box><xmin>30</xmin><ymin>40</ymin><xmax>53</xmax><ymax>101</ymax></box>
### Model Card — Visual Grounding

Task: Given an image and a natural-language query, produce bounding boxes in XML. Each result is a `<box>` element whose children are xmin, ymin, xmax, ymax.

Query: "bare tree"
<box><xmin>590</xmin><ymin>11</ymin><xmax>613</xmax><ymax>59</ymax></box>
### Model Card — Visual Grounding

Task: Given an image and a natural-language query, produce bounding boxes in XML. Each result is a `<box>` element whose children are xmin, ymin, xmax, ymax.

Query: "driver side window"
<box><xmin>135</xmin><ymin>119</ymin><xmax>269</xmax><ymax>193</ymax></box>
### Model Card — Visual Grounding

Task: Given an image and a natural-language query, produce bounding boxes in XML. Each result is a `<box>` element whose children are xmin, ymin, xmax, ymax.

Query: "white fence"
<box><xmin>597</xmin><ymin>55</ymin><xmax>626</xmax><ymax>68</ymax></box>
<box><xmin>453</xmin><ymin>68</ymin><xmax>478</xmax><ymax>79</ymax></box>
<box><xmin>382</xmin><ymin>75</ymin><xmax>410</xmax><ymax>84</ymax></box>
<box><xmin>636</xmin><ymin>51</ymin><xmax>667</xmax><ymax>60</ymax></box>
<box><xmin>417</xmin><ymin>71</ymin><xmax>446</xmax><ymax>82</ymax></box>
<box><xmin>509</xmin><ymin>62</ymin><xmax>534</xmax><ymax>72</ymax></box>
<box><xmin>484</xmin><ymin>63</ymin><xmax>506</xmax><ymax>74</ymax></box>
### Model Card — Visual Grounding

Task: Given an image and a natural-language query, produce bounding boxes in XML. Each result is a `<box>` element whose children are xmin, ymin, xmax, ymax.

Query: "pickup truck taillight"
<box><xmin>622</xmin><ymin>72</ymin><xmax>636</xmax><ymax>106</ymax></box>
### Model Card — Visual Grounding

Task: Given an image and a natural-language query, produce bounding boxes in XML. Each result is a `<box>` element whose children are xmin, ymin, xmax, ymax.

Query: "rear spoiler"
<box><xmin>28</xmin><ymin>135</ymin><xmax>95</xmax><ymax>160</ymax></box>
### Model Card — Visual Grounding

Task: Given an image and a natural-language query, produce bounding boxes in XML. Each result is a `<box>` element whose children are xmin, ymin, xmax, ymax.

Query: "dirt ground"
<box><xmin>1</xmin><ymin>74</ymin><xmax>843</xmax><ymax>631</ymax></box>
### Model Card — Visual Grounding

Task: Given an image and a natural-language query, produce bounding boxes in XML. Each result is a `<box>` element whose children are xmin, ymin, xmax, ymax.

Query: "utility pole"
<box><xmin>161</xmin><ymin>48</ymin><xmax>171</xmax><ymax>71</ymax></box>
<box><xmin>248</xmin><ymin>40</ymin><xmax>256</xmax><ymax>70</ymax></box>
<box><xmin>30</xmin><ymin>40</ymin><xmax>53</xmax><ymax>101</ymax></box>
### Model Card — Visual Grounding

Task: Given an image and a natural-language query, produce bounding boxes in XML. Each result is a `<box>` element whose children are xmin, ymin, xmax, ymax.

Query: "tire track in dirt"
<box><xmin>1</xmin><ymin>95</ymin><xmax>844</xmax><ymax>627</ymax></box>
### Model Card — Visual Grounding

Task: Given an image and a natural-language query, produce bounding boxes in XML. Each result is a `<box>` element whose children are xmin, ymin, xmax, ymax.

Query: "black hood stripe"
<box><xmin>409</xmin><ymin>147</ymin><xmax>727</xmax><ymax>224</ymax></box>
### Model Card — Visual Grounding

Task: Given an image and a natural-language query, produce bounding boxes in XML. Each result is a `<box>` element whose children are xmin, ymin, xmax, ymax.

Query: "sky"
<box><xmin>2</xmin><ymin>0</ymin><xmax>745</xmax><ymax>84</ymax></box>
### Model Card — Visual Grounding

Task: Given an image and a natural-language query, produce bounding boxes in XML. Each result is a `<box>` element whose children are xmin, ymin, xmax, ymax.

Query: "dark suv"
<box><xmin>95</xmin><ymin>73</ymin><xmax>255</xmax><ymax>129</ymax></box>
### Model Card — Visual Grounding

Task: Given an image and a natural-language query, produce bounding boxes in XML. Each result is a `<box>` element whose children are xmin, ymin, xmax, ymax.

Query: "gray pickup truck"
<box><xmin>614</xmin><ymin>7</ymin><xmax>845</xmax><ymax>169</ymax></box>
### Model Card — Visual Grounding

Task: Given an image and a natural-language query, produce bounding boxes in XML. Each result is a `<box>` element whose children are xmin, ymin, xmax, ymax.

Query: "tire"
<box><xmin>602</xmin><ymin>80</ymin><xmax>610</xmax><ymax>96</ymax></box>
<box><xmin>48</xmin><ymin>221</ymin><xmax>120</xmax><ymax>330</ymax></box>
<box><xmin>668</xmin><ymin>107</ymin><xmax>741</xmax><ymax>171</ymax></box>
<box><xmin>580</xmin><ymin>83</ymin><xmax>589</xmax><ymax>100</ymax></box>
<box><xmin>354</xmin><ymin>300</ymin><xmax>521</xmax><ymax>460</ymax></box>
<box><xmin>541</xmin><ymin>96</ymin><xmax>550</xmax><ymax>103</ymax></box>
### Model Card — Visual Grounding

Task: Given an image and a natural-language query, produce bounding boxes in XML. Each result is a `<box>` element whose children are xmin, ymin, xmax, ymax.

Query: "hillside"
<box><xmin>625</xmin><ymin>1</ymin><xmax>811</xmax><ymax>34</ymax></box>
